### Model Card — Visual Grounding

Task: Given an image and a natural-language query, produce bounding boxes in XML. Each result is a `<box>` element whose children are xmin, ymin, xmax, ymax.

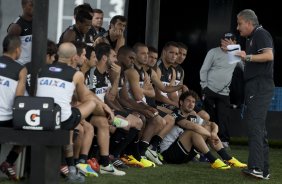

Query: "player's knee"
<box><xmin>84</xmin><ymin>122</ymin><xmax>94</xmax><ymax>137</ymax></box>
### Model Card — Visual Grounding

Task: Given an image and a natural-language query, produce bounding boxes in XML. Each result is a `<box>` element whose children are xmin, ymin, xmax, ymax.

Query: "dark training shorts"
<box><xmin>61</xmin><ymin>107</ymin><xmax>81</xmax><ymax>130</ymax></box>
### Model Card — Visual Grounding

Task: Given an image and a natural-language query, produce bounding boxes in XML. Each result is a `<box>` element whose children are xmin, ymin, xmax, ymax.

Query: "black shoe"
<box><xmin>242</xmin><ymin>168</ymin><xmax>263</xmax><ymax>179</ymax></box>
<box><xmin>111</xmin><ymin>157</ymin><xmax>129</xmax><ymax>169</ymax></box>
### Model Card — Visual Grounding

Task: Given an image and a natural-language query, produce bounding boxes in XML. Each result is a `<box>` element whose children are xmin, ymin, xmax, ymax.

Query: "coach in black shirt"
<box><xmin>236</xmin><ymin>9</ymin><xmax>274</xmax><ymax>180</ymax></box>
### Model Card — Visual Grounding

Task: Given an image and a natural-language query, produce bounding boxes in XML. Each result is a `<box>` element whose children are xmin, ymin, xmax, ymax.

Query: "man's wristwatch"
<box><xmin>245</xmin><ymin>55</ymin><xmax>252</xmax><ymax>62</ymax></box>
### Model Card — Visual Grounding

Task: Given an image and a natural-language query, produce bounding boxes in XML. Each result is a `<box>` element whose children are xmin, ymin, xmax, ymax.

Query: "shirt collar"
<box><xmin>247</xmin><ymin>25</ymin><xmax>262</xmax><ymax>39</ymax></box>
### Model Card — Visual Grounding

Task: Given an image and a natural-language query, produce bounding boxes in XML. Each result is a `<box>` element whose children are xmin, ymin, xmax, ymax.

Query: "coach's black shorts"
<box><xmin>61</xmin><ymin>107</ymin><xmax>81</xmax><ymax>130</ymax></box>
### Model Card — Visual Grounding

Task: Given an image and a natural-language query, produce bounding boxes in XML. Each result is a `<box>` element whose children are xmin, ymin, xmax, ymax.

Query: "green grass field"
<box><xmin>86</xmin><ymin>146</ymin><xmax>282</xmax><ymax>184</ymax></box>
<box><xmin>0</xmin><ymin>146</ymin><xmax>281</xmax><ymax>184</ymax></box>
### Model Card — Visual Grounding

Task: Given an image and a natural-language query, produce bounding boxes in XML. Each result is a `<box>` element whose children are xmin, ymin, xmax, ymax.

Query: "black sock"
<box><xmin>65</xmin><ymin>157</ymin><xmax>75</xmax><ymax>167</ymax></box>
<box><xmin>217</xmin><ymin>148</ymin><xmax>232</xmax><ymax>161</ymax></box>
<box><xmin>73</xmin><ymin>129</ymin><xmax>79</xmax><ymax>142</ymax></box>
<box><xmin>150</xmin><ymin>135</ymin><xmax>163</xmax><ymax>151</ymax></box>
<box><xmin>61</xmin><ymin>147</ymin><xmax>67</xmax><ymax>165</ymax></box>
<box><xmin>132</xmin><ymin>141</ymin><xmax>141</xmax><ymax>161</ymax></box>
<box><xmin>74</xmin><ymin>158</ymin><xmax>79</xmax><ymax>165</ymax></box>
<box><xmin>110</xmin><ymin>128</ymin><xmax>127</xmax><ymax>154</ymax></box>
<box><xmin>204</xmin><ymin>151</ymin><xmax>216</xmax><ymax>163</ymax></box>
<box><xmin>88</xmin><ymin>136</ymin><xmax>99</xmax><ymax>159</ymax></box>
<box><xmin>126</xmin><ymin>129</ymin><xmax>139</xmax><ymax>144</ymax></box>
<box><xmin>187</xmin><ymin>146</ymin><xmax>198</xmax><ymax>161</ymax></box>
<box><xmin>118</xmin><ymin>128</ymin><xmax>139</xmax><ymax>156</ymax></box>
<box><xmin>139</xmin><ymin>141</ymin><xmax>149</xmax><ymax>157</ymax></box>
<box><xmin>124</xmin><ymin>132</ymin><xmax>142</xmax><ymax>161</ymax></box>
<box><xmin>99</xmin><ymin>155</ymin><xmax>109</xmax><ymax>167</ymax></box>
<box><xmin>6</xmin><ymin>151</ymin><xmax>19</xmax><ymax>165</ymax></box>
<box><xmin>78</xmin><ymin>154</ymin><xmax>88</xmax><ymax>163</ymax></box>
<box><xmin>130</xmin><ymin>133</ymin><xmax>142</xmax><ymax>160</ymax></box>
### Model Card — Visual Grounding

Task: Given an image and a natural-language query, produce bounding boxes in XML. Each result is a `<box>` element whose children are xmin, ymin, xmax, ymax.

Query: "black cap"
<box><xmin>223</xmin><ymin>32</ymin><xmax>236</xmax><ymax>40</ymax></box>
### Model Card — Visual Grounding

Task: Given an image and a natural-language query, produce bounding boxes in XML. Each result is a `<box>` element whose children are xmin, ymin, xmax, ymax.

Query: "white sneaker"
<box><xmin>145</xmin><ymin>147</ymin><xmax>163</xmax><ymax>165</ymax></box>
<box><xmin>263</xmin><ymin>173</ymin><xmax>270</xmax><ymax>180</ymax></box>
<box><xmin>100</xmin><ymin>164</ymin><xmax>126</xmax><ymax>176</ymax></box>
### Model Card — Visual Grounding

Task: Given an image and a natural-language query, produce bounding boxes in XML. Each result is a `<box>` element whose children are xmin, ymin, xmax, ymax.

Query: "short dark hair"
<box><xmin>132</xmin><ymin>42</ymin><xmax>147</xmax><ymax>53</ymax></box>
<box><xmin>117</xmin><ymin>45</ymin><xmax>134</xmax><ymax>57</ymax></box>
<box><xmin>163</xmin><ymin>41</ymin><xmax>179</xmax><ymax>51</ymax></box>
<box><xmin>177</xmin><ymin>42</ymin><xmax>188</xmax><ymax>51</ymax></box>
<box><xmin>95</xmin><ymin>42</ymin><xmax>112</xmax><ymax>61</ymax></box>
<box><xmin>148</xmin><ymin>46</ymin><xmax>158</xmax><ymax>53</ymax></box>
<box><xmin>2</xmin><ymin>34</ymin><xmax>21</xmax><ymax>53</ymax></box>
<box><xmin>86</xmin><ymin>46</ymin><xmax>95</xmax><ymax>60</ymax></box>
<box><xmin>110</xmin><ymin>15</ymin><xmax>127</xmax><ymax>25</ymax></box>
<box><xmin>75</xmin><ymin>10</ymin><xmax>92</xmax><ymax>23</ymax></box>
<box><xmin>22</xmin><ymin>0</ymin><xmax>32</xmax><ymax>7</ymax></box>
<box><xmin>179</xmin><ymin>90</ymin><xmax>199</xmax><ymax>107</ymax></box>
<box><xmin>74</xmin><ymin>3</ymin><xmax>93</xmax><ymax>16</ymax></box>
<box><xmin>47</xmin><ymin>39</ymin><xmax>57</xmax><ymax>56</ymax></box>
<box><xmin>72</xmin><ymin>41</ymin><xmax>87</xmax><ymax>56</ymax></box>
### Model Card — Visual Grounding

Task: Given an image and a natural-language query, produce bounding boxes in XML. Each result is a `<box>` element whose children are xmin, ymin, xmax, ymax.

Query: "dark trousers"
<box><xmin>243</xmin><ymin>77</ymin><xmax>274</xmax><ymax>174</ymax></box>
<box><xmin>203</xmin><ymin>87</ymin><xmax>230</xmax><ymax>142</ymax></box>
